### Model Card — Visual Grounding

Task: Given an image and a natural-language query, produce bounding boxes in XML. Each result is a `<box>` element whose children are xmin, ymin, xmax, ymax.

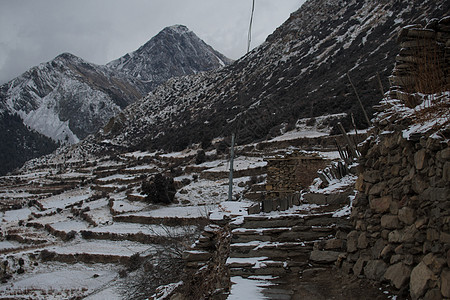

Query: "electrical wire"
<box><xmin>247</xmin><ymin>0</ymin><xmax>255</xmax><ymax>53</ymax></box>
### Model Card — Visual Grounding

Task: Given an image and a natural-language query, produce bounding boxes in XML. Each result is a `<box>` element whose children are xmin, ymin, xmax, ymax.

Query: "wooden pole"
<box><xmin>228</xmin><ymin>133</ymin><xmax>236</xmax><ymax>201</ymax></box>
<box><xmin>347</xmin><ymin>72</ymin><xmax>372</xmax><ymax>127</ymax></box>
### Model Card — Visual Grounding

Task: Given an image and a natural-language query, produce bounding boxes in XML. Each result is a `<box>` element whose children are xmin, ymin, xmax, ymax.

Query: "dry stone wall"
<box><xmin>344</xmin><ymin>131</ymin><xmax>449</xmax><ymax>299</ymax></box>
<box><xmin>390</xmin><ymin>16</ymin><xmax>450</xmax><ymax>105</ymax></box>
<box><xmin>265</xmin><ymin>152</ymin><xmax>328</xmax><ymax>197</ymax></box>
<box><xmin>339</xmin><ymin>17</ymin><xmax>450</xmax><ymax>300</ymax></box>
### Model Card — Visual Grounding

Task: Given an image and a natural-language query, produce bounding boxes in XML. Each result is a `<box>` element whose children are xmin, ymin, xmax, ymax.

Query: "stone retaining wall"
<box><xmin>340</xmin><ymin>131</ymin><xmax>449</xmax><ymax>300</ymax></box>
<box><xmin>339</xmin><ymin>17</ymin><xmax>450</xmax><ymax>299</ymax></box>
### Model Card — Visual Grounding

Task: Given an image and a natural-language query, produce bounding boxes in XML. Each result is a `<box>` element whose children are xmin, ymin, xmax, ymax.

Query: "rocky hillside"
<box><xmin>0</xmin><ymin>26</ymin><xmax>231</xmax><ymax>175</ymax></box>
<box><xmin>98</xmin><ymin>0</ymin><xmax>449</xmax><ymax>152</ymax></box>
<box><xmin>107</xmin><ymin>25</ymin><xmax>233</xmax><ymax>91</ymax></box>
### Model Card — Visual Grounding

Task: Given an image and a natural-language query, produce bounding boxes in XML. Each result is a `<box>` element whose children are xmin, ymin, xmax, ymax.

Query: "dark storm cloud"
<box><xmin>0</xmin><ymin>0</ymin><xmax>303</xmax><ymax>84</ymax></box>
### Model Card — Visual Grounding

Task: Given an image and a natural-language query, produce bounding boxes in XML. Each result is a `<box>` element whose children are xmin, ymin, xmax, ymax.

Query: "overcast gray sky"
<box><xmin>0</xmin><ymin>0</ymin><xmax>304</xmax><ymax>84</ymax></box>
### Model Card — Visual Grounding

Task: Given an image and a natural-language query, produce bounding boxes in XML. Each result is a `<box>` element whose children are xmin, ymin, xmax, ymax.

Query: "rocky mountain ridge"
<box><xmin>97</xmin><ymin>0</ymin><xmax>449</xmax><ymax>153</ymax></box>
<box><xmin>107</xmin><ymin>25</ymin><xmax>233</xmax><ymax>91</ymax></box>
<box><xmin>0</xmin><ymin>25</ymin><xmax>231</xmax><ymax>175</ymax></box>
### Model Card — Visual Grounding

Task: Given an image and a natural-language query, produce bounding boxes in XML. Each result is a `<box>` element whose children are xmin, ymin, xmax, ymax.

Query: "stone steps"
<box><xmin>230</xmin><ymin>241</ymin><xmax>313</xmax><ymax>259</ymax></box>
<box><xmin>225</xmin><ymin>207</ymin><xmax>351</xmax><ymax>299</ymax></box>
<box><xmin>230</xmin><ymin>226</ymin><xmax>334</xmax><ymax>244</ymax></box>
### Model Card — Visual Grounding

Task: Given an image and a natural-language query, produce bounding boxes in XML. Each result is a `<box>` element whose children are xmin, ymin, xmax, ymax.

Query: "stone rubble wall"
<box><xmin>340</xmin><ymin>130</ymin><xmax>450</xmax><ymax>300</ymax></box>
<box><xmin>265</xmin><ymin>152</ymin><xmax>329</xmax><ymax>196</ymax></box>
<box><xmin>170</xmin><ymin>224</ymin><xmax>231</xmax><ymax>299</ymax></box>
<box><xmin>390</xmin><ymin>17</ymin><xmax>450</xmax><ymax>104</ymax></box>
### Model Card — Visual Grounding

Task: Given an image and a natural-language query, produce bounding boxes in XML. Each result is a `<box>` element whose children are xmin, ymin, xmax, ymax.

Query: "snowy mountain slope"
<box><xmin>107</xmin><ymin>25</ymin><xmax>233</xmax><ymax>91</ymax></box>
<box><xmin>98</xmin><ymin>0</ymin><xmax>449</xmax><ymax>152</ymax></box>
<box><xmin>0</xmin><ymin>25</ymin><xmax>232</xmax><ymax>175</ymax></box>
<box><xmin>0</xmin><ymin>52</ymin><xmax>147</xmax><ymax>143</ymax></box>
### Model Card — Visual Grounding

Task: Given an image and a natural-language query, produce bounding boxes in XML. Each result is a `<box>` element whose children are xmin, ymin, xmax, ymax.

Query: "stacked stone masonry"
<box><xmin>265</xmin><ymin>152</ymin><xmax>328</xmax><ymax>197</ymax></box>
<box><xmin>342</xmin><ymin>130</ymin><xmax>450</xmax><ymax>300</ymax></box>
<box><xmin>339</xmin><ymin>17</ymin><xmax>450</xmax><ymax>299</ymax></box>
<box><xmin>390</xmin><ymin>16</ymin><xmax>450</xmax><ymax>105</ymax></box>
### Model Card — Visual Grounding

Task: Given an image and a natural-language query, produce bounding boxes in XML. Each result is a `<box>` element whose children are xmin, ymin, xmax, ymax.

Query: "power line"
<box><xmin>247</xmin><ymin>0</ymin><xmax>255</xmax><ymax>53</ymax></box>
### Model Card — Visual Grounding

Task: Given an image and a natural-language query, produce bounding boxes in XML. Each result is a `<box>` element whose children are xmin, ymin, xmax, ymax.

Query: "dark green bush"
<box><xmin>141</xmin><ymin>173</ymin><xmax>176</xmax><ymax>204</ymax></box>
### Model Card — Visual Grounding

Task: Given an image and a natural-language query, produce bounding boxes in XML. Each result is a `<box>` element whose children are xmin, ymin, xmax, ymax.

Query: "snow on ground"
<box><xmin>38</xmin><ymin>187</ymin><xmax>93</xmax><ymax>210</ymax></box>
<box><xmin>159</xmin><ymin>148</ymin><xmax>197</xmax><ymax>158</ymax></box>
<box><xmin>84</xmin><ymin>205</ymin><xmax>113</xmax><ymax>226</ymax></box>
<box><xmin>228</xmin><ymin>276</ymin><xmax>275</xmax><ymax>300</ymax></box>
<box><xmin>50</xmin><ymin>220</ymin><xmax>90</xmax><ymax>233</ymax></box>
<box><xmin>0</xmin><ymin>262</ymin><xmax>120</xmax><ymax>300</ymax></box>
<box><xmin>309</xmin><ymin>174</ymin><xmax>357</xmax><ymax>194</ymax></box>
<box><xmin>26</xmin><ymin>210</ymin><xmax>72</xmax><ymax>227</ymax></box>
<box><xmin>88</xmin><ymin>222</ymin><xmax>197</xmax><ymax>237</ymax></box>
<box><xmin>48</xmin><ymin>240</ymin><xmax>153</xmax><ymax>256</ymax></box>
<box><xmin>122</xmin><ymin>150</ymin><xmax>158</xmax><ymax>159</ymax></box>
<box><xmin>111</xmin><ymin>199</ymin><xmax>147</xmax><ymax>214</ymax></box>
<box><xmin>96</xmin><ymin>173</ymin><xmax>139</xmax><ymax>183</ymax></box>
<box><xmin>176</xmin><ymin>176</ymin><xmax>249</xmax><ymax>206</ymax></box>
<box><xmin>2</xmin><ymin>207</ymin><xmax>33</xmax><ymax>222</ymax></box>
<box><xmin>0</xmin><ymin>240</ymin><xmax>20</xmax><ymax>251</ymax></box>
<box><xmin>205</xmin><ymin>156</ymin><xmax>266</xmax><ymax>172</ymax></box>
<box><xmin>119</xmin><ymin>205</ymin><xmax>212</xmax><ymax>219</ymax></box>
<box><xmin>209</xmin><ymin>200</ymin><xmax>254</xmax><ymax>221</ymax></box>
<box><xmin>318</xmin><ymin>151</ymin><xmax>341</xmax><ymax>160</ymax></box>
<box><xmin>268</xmin><ymin>130</ymin><xmax>328</xmax><ymax>142</ymax></box>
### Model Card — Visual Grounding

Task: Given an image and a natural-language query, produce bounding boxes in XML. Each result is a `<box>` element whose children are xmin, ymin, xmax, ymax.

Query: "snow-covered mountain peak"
<box><xmin>0</xmin><ymin>25</ymin><xmax>233</xmax><ymax>175</ymax></box>
<box><xmin>106</xmin><ymin>25</ymin><xmax>233</xmax><ymax>90</ymax></box>
<box><xmin>163</xmin><ymin>24</ymin><xmax>191</xmax><ymax>35</ymax></box>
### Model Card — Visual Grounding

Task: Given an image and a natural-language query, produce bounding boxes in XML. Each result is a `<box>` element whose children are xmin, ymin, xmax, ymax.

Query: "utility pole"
<box><xmin>247</xmin><ymin>0</ymin><xmax>255</xmax><ymax>53</ymax></box>
<box><xmin>228</xmin><ymin>133</ymin><xmax>235</xmax><ymax>201</ymax></box>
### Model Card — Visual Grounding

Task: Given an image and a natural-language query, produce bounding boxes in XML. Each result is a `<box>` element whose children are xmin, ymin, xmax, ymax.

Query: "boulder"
<box><xmin>357</xmin><ymin>232</ymin><xmax>369</xmax><ymax>249</ymax></box>
<box><xmin>347</xmin><ymin>230</ymin><xmax>359</xmax><ymax>253</ymax></box>
<box><xmin>309</xmin><ymin>250</ymin><xmax>341</xmax><ymax>264</ymax></box>
<box><xmin>304</xmin><ymin>193</ymin><xmax>327</xmax><ymax>205</ymax></box>
<box><xmin>398</xmin><ymin>207</ymin><xmax>416</xmax><ymax>225</ymax></box>
<box><xmin>410</xmin><ymin>262</ymin><xmax>436</xmax><ymax>300</ymax></box>
<box><xmin>414</xmin><ymin>149</ymin><xmax>427</xmax><ymax>170</ymax></box>
<box><xmin>248</xmin><ymin>203</ymin><xmax>261</xmax><ymax>215</ymax></box>
<box><xmin>364</xmin><ymin>260</ymin><xmax>387</xmax><ymax>280</ymax></box>
<box><xmin>424</xmin><ymin>289</ymin><xmax>442</xmax><ymax>300</ymax></box>
<box><xmin>381</xmin><ymin>215</ymin><xmax>400</xmax><ymax>229</ymax></box>
<box><xmin>353</xmin><ymin>257</ymin><xmax>368</xmax><ymax>276</ymax></box>
<box><xmin>371</xmin><ymin>238</ymin><xmax>386</xmax><ymax>259</ymax></box>
<box><xmin>370</xmin><ymin>196</ymin><xmax>392</xmax><ymax>213</ymax></box>
<box><xmin>363</xmin><ymin>170</ymin><xmax>381</xmax><ymax>183</ymax></box>
<box><xmin>442</xmin><ymin>269</ymin><xmax>450</xmax><ymax>298</ymax></box>
<box><xmin>368</xmin><ymin>182</ymin><xmax>387</xmax><ymax>196</ymax></box>
<box><xmin>423</xmin><ymin>253</ymin><xmax>446</xmax><ymax>274</ymax></box>
<box><xmin>383</xmin><ymin>262</ymin><xmax>411</xmax><ymax>289</ymax></box>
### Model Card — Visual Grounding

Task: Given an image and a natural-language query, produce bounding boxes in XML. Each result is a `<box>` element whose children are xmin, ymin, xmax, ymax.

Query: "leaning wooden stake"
<box><xmin>338</xmin><ymin>122</ymin><xmax>358</xmax><ymax>159</ymax></box>
<box><xmin>347</xmin><ymin>72</ymin><xmax>372</xmax><ymax>127</ymax></box>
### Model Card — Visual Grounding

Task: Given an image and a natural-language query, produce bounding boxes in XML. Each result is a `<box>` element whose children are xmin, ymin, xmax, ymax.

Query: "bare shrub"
<box><xmin>119</xmin><ymin>224</ymin><xmax>204</xmax><ymax>300</ymax></box>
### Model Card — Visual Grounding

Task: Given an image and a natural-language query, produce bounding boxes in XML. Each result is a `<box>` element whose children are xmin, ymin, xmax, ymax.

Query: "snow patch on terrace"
<box><xmin>0</xmin><ymin>263</ymin><xmax>119</xmax><ymax>300</ymax></box>
<box><xmin>38</xmin><ymin>187</ymin><xmax>93</xmax><ymax>210</ymax></box>
<box><xmin>119</xmin><ymin>205</ymin><xmax>211</xmax><ymax>219</ymax></box>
